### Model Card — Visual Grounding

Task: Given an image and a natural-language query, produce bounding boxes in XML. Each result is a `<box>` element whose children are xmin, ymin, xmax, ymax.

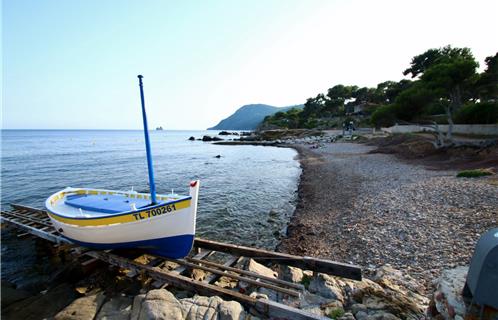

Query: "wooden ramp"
<box><xmin>1</xmin><ymin>204</ymin><xmax>362</xmax><ymax>320</ymax></box>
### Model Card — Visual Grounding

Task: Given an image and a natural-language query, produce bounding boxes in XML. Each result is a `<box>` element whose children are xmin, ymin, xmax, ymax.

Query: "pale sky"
<box><xmin>2</xmin><ymin>0</ymin><xmax>497</xmax><ymax>129</ymax></box>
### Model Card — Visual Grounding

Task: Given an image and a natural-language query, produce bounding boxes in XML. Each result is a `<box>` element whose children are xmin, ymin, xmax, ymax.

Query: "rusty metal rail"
<box><xmin>1</xmin><ymin>203</ymin><xmax>362</xmax><ymax>320</ymax></box>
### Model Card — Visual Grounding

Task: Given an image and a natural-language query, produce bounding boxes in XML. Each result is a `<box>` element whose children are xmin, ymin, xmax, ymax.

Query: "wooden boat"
<box><xmin>45</xmin><ymin>75</ymin><xmax>199</xmax><ymax>258</ymax></box>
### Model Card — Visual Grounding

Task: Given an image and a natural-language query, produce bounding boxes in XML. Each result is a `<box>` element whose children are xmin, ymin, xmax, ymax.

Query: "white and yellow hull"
<box><xmin>45</xmin><ymin>181</ymin><xmax>199</xmax><ymax>258</ymax></box>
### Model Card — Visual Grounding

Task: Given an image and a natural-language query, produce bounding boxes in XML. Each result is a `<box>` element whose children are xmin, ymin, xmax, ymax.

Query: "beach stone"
<box><xmin>373</xmin><ymin>265</ymin><xmax>424</xmax><ymax>295</ymax></box>
<box><xmin>430</xmin><ymin>266</ymin><xmax>468</xmax><ymax>320</ymax></box>
<box><xmin>55</xmin><ymin>292</ymin><xmax>106</xmax><ymax>320</ymax></box>
<box><xmin>350</xmin><ymin>303</ymin><xmax>367</xmax><ymax>315</ymax></box>
<box><xmin>218</xmin><ymin>300</ymin><xmax>246</xmax><ymax>320</ymax></box>
<box><xmin>323</xmin><ymin>300</ymin><xmax>344</xmax><ymax>315</ymax></box>
<box><xmin>355</xmin><ymin>310</ymin><xmax>369</xmax><ymax>320</ymax></box>
<box><xmin>130</xmin><ymin>294</ymin><xmax>145</xmax><ymax>320</ymax></box>
<box><xmin>308</xmin><ymin>273</ymin><xmax>344</xmax><ymax>302</ymax></box>
<box><xmin>138</xmin><ymin>289</ymin><xmax>183</xmax><ymax>320</ymax></box>
<box><xmin>302</xmin><ymin>305</ymin><xmax>325</xmax><ymax>316</ymax></box>
<box><xmin>279</xmin><ymin>265</ymin><xmax>304</xmax><ymax>283</ymax></box>
<box><xmin>338</xmin><ymin>312</ymin><xmax>356</xmax><ymax>320</ymax></box>
<box><xmin>249</xmin><ymin>292</ymin><xmax>269</xmax><ymax>300</ymax></box>
<box><xmin>246</xmin><ymin>259</ymin><xmax>277</xmax><ymax>279</ymax></box>
<box><xmin>188</xmin><ymin>268</ymin><xmax>206</xmax><ymax>281</ymax></box>
<box><xmin>181</xmin><ymin>295</ymin><xmax>222</xmax><ymax>320</ymax></box>
<box><xmin>96</xmin><ymin>296</ymin><xmax>132</xmax><ymax>320</ymax></box>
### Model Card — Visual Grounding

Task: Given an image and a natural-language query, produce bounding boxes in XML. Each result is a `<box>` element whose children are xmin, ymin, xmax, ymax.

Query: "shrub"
<box><xmin>456</xmin><ymin>169</ymin><xmax>494</xmax><ymax>178</ymax></box>
<box><xmin>455</xmin><ymin>102</ymin><xmax>498</xmax><ymax>124</ymax></box>
<box><xmin>327</xmin><ymin>308</ymin><xmax>345</xmax><ymax>319</ymax></box>
<box><xmin>300</xmin><ymin>274</ymin><xmax>312</xmax><ymax>289</ymax></box>
<box><xmin>371</xmin><ymin>104</ymin><xmax>397</xmax><ymax>128</ymax></box>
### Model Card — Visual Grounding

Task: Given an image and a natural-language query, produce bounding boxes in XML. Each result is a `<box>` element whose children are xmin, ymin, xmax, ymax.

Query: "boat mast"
<box><xmin>137</xmin><ymin>75</ymin><xmax>157</xmax><ymax>204</ymax></box>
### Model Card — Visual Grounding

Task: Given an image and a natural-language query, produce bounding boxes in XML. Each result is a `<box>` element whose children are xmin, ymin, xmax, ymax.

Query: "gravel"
<box><xmin>278</xmin><ymin>142</ymin><xmax>498</xmax><ymax>293</ymax></box>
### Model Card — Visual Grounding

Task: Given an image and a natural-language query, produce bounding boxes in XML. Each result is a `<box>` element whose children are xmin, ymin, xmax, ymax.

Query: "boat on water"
<box><xmin>45</xmin><ymin>75</ymin><xmax>199</xmax><ymax>258</ymax></box>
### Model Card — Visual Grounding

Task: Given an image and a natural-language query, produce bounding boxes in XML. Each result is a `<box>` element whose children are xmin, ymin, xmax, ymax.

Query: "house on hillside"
<box><xmin>345</xmin><ymin>102</ymin><xmax>379</xmax><ymax>115</ymax></box>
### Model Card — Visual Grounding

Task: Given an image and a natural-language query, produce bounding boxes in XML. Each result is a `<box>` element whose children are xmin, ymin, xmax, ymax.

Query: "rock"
<box><xmin>323</xmin><ymin>300</ymin><xmax>344</xmax><ymax>318</ymax></box>
<box><xmin>249</xmin><ymin>292</ymin><xmax>269</xmax><ymax>300</ymax></box>
<box><xmin>218</xmin><ymin>300</ymin><xmax>245</xmax><ymax>320</ymax></box>
<box><xmin>351</xmin><ymin>303</ymin><xmax>367</xmax><ymax>315</ymax></box>
<box><xmin>246</xmin><ymin>259</ymin><xmax>277</xmax><ymax>279</ymax></box>
<box><xmin>181</xmin><ymin>295</ymin><xmax>222</xmax><ymax>320</ymax></box>
<box><xmin>130</xmin><ymin>294</ymin><xmax>145</xmax><ymax>320</ymax></box>
<box><xmin>188</xmin><ymin>136</ymin><xmax>195</xmax><ymax>141</ymax></box>
<box><xmin>301</xmin><ymin>305</ymin><xmax>324</xmax><ymax>317</ymax></box>
<box><xmin>188</xmin><ymin>268</ymin><xmax>206</xmax><ymax>281</ymax></box>
<box><xmin>430</xmin><ymin>266</ymin><xmax>468</xmax><ymax>320</ymax></box>
<box><xmin>215</xmin><ymin>155</ymin><xmax>222</xmax><ymax>159</ymax></box>
<box><xmin>96</xmin><ymin>296</ymin><xmax>132</xmax><ymax>320</ymax></box>
<box><xmin>308</xmin><ymin>273</ymin><xmax>344</xmax><ymax>302</ymax></box>
<box><xmin>202</xmin><ymin>135</ymin><xmax>223</xmax><ymax>142</ymax></box>
<box><xmin>355</xmin><ymin>310</ymin><xmax>369</xmax><ymax>320</ymax></box>
<box><xmin>279</xmin><ymin>265</ymin><xmax>304</xmax><ymax>283</ymax></box>
<box><xmin>138</xmin><ymin>289</ymin><xmax>183</xmax><ymax>320</ymax></box>
<box><xmin>180</xmin><ymin>295</ymin><xmax>245</xmax><ymax>320</ymax></box>
<box><xmin>298</xmin><ymin>291</ymin><xmax>331</xmax><ymax>309</ymax></box>
<box><xmin>373</xmin><ymin>265</ymin><xmax>424</xmax><ymax>295</ymax></box>
<box><xmin>55</xmin><ymin>292</ymin><xmax>106</xmax><ymax>320</ymax></box>
<box><xmin>215</xmin><ymin>276</ymin><xmax>237</xmax><ymax>289</ymax></box>
<box><xmin>338</xmin><ymin>312</ymin><xmax>356</xmax><ymax>320</ymax></box>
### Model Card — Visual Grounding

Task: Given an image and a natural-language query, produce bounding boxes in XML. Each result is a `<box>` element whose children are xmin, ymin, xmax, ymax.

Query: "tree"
<box><xmin>402</xmin><ymin>46</ymin><xmax>478</xmax><ymax>144</ymax></box>
<box><xmin>324</xmin><ymin>85</ymin><xmax>357</xmax><ymax>114</ymax></box>
<box><xmin>475</xmin><ymin>53</ymin><xmax>498</xmax><ymax>101</ymax></box>
<box><xmin>420</xmin><ymin>48</ymin><xmax>478</xmax><ymax>140</ymax></box>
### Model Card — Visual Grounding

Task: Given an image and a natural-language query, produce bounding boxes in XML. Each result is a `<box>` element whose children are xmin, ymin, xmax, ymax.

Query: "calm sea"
<box><xmin>1</xmin><ymin>130</ymin><xmax>300</xmax><ymax>288</ymax></box>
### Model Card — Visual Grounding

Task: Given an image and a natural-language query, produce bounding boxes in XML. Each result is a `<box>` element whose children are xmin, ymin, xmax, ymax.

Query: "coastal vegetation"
<box><xmin>261</xmin><ymin>46</ymin><xmax>498</xmax><ymax>143</ymax></box>
<box><xmin>456</xmin><ymin>168</ymin><xmax>494</xmax><ymax>178</ymax></box>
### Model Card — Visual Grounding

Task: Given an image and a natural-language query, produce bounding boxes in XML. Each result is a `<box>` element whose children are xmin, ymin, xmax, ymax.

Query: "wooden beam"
<box><xmin>194</xmin><ymin>238</ymin><xmax>362</xmax><ymax>280</ymax></box>
<box><xmin>84</xmin><ymin>250</ymin><xmax>326</xmax><ymax>320</ymax></box>
<box><xmin>204</xmin><ymin>255</ymin><xmax>242</xmax><ymax>284</ymax></box>
<box><xmin>188</xmin><ymin>257</ymin><xmax>304</xmax><ymax>291</ymax></box>
<box><xmin>164</xmin><ymin>257</ymin><xmax>301</xmax><ymax>297</ymax></box>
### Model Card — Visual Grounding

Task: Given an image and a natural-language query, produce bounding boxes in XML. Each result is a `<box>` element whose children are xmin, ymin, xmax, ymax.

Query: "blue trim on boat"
<box><xmin>63</xmin><ymin>234</ymin><xmax>194</xmax><ymax>259</ymax></box>
<box><xmin>49</xmin><ymin>196</ymin><xmax>192</xmax><ymax>220</ymax></box>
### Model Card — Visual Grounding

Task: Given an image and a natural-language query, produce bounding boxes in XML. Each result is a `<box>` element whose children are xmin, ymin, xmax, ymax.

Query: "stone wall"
<box><xmin>382</xmin><ymin>124</ymin><xmax>498</xmax><ymax>136</ymax></box>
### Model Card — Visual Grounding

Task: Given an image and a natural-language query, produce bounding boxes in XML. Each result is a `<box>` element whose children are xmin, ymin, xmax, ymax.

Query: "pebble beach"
<box><xmin>278</xmin><ymin>142</ymin><xmax>498</xmax><ymax>292</ymax></box>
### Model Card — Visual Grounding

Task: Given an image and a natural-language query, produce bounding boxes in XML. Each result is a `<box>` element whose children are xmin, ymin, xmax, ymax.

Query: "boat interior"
<box><xmin>49</xmin><ymin>189</ymin><xmax>189</xmax><ymax>218</ymax></box>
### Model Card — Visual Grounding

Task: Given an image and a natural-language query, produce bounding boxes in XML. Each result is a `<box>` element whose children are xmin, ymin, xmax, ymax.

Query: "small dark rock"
<box><xmin>188</xmin><ymin>136</ymin><xmax>195</xmax><ymax>141</ymax></box>
<box><xmin>215</xmin><ymin>155</ymin><xmax>221</xmax><ymax>158</ymax></box>
<box><xmin>202</xmin><ymin>135</ymin><xmax>213</xmax><ymax>141</ymax></box>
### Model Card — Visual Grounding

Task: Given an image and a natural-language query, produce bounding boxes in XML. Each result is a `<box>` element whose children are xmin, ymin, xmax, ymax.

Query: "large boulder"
<box><xmin>55</xmin><ymin>292</ymin><xmax>106</xmax><ymax>320</ymax></box>
<box><xmin>138</xmin><ymin>289</ymin><xmax>183</xmax><ymax>320</ymax></box>
<box><xmin>429</xmin><ymin>266</ymin><xmax>468</xmax><ymax>320</ymax></box>
<box><xmin>180</xmin><ymin>295</ymin><xmax>246</xmax><ymax>320</ymax></box>
<box><xmin>305</xmin><ymin>265</ymin><xmax>429</xmax><ymax>320</ymax></box>
<box><xmin>308</xmin><ymin>273</ymin><xmax>344</xmax><ymax>302</ymax></box>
